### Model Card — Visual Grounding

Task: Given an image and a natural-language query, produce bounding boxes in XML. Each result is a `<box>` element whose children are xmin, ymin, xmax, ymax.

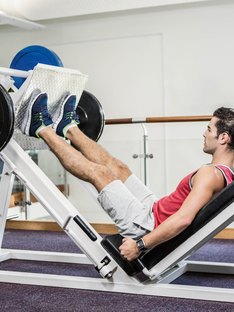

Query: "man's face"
<box><xmin>203</xmin><ymin>117</ymin><xmax>219</xmax><ymax>154</ymax></box>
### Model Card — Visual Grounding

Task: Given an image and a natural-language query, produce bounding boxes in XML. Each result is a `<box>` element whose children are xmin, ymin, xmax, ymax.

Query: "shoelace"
<box><xmin>32</xmin><ymin>112</ymin><xmax>43</xmax><ymax>123</ymax></box>
<box><xmin>64</xmin><ymin>112</ymin><xmax>74</xmax><ymax>120</ymax></box>
<box><xmin>64</xmin><ymin>111</ymin><xmax>79</xmax><ymax>122</ymax></box>
<box><xmin>32</xmin><ymin>106</ymin><xmax>51</xmax><ymax>124</ymax></box>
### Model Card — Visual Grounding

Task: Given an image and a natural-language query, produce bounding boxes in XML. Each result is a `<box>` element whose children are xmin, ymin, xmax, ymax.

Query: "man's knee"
<box><xmin>91</xmin><ymin>164</ymin><xmax>116</xmax><ymax>191</ymax></box>
<box><xmin>97</xmin><ymin>164</ymin><xmax>116</xmax><ymax>179</ymax></box>
<box><xmin>114</xmin><ymin>158</ymin><xmax>130</xmax><ymax>171</ymax></box>
<box><xmin>110</xmin><ymin>158</ymin><xmax>131</xmax><ymax>179</ymax></box>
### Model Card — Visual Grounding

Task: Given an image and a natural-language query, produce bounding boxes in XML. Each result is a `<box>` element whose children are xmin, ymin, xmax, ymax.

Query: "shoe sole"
<box><xmin>24</xmin><ymin>93</ymin><xmax>47</xmax><ymax>136</ymax></box>
<box><xmin>53</xmin><ymin>94</ymin><xmax>75</xmax><ymax>133</ymax></box>
<box><xmin>18</xmin><ymin>89</ymin><xmax>40</xmax><ymax>134</ymax></box>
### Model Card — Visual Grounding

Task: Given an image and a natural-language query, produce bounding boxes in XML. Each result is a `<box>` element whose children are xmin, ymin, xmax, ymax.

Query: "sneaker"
<box><xmin>52</xmin><ymin>94</ymin><xmax>80</xmax><ymax>138</ymax></box>
<box><xmin>21</xmin><ymin>91</ymin><xmax>53</xmax><ymax>138</ymax></box>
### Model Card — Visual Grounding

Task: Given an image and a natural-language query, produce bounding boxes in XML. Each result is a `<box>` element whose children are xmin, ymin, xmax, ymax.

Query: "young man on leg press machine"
<box><xmin>19</xmin><ymin>91</ymin><xmax>234</xmax><ymax>261</ymax></box>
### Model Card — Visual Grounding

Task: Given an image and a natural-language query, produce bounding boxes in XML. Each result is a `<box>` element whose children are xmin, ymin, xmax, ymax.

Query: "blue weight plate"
<box><xmin>10</xmin><ymin>45</ymin><xmax>63</xmax><ymax>88</ymax></box>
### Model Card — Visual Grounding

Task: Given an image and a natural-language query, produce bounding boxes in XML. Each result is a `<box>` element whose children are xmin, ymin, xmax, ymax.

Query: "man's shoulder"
<box><xmin>193</xmin><ymin>165</ymin><xmax>225</xmax><ymax>191</ymax></box>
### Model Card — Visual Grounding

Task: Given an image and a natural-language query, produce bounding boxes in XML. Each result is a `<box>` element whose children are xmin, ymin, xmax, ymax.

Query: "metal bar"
<box><xmin>0</xmin><ymin>163</ymin><xmax>15</xmax><ymax>247</ymax></box>
<box><xmin>186</xmin><ymin>261</ymin><xmax>234</xmax><ymax>275</ymax></box>
<box><xmin>105</xmin><ymin>115</ymin><xmax>212</xmax><ymax>125</ymax></box>
<box><xmin>24</xmin><ymin>186</ymin><xmax>31</xmax><ymax>220</ymax></box>
<box><xmin>1</xmin><ymin>249</ymin><xmax>92</xmax><ymax>265</ymax></box>
<box><xmin>141</xmin><ymin>124</ymin><xmax>148</xmax><ymax>185</ymax></box>
<box><xmin>0</xmin><ymin>270</ymin><xmax>233</xmax><ymax>302</ymax></box>
<box><xmin>0</xmin><ymin>67</ymin><xmax>29</xmax><ymax>78</ymax></box>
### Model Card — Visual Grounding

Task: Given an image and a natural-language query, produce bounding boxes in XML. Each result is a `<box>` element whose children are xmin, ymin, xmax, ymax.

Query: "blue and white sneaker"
<box><xmin>21</xmin><ymin>91</ymin><xmax>53</xmax><ymax>138</ymax></box>
<box><xmin>52</xmin><ymin>94</ymin><xmax>80</xmax><ymax>138</ymax></box>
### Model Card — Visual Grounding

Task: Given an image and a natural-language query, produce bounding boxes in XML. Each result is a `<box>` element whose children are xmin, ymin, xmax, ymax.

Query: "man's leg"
<box><xmin>53</xmin><ymin>94</ymin><xmax>132</xmax><ymax>182</ymax></box>
<box><xmin>39</xmin><ymin>127</ymin><xmax>116</xmax><ymax>192</ymax></box>
<box><xmin>19</xmin><ymin>92</ymin><xmax>116</xmax><ymax>192</ymax></box>
<box><xmin>66</xmin><ymin>127</ymin><xmax>131</xmax><ymax>182</ymax></box>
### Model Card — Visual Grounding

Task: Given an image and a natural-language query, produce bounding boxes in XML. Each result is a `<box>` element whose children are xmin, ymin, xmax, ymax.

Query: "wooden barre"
<box><xmin>105</xmin><ymin>115</ymin><xmax>212</xmax><ymax>125</ymax></box>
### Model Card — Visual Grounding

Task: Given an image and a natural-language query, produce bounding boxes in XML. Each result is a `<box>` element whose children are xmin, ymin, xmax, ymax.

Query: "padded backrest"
<box><xmin>101</xmin><ymin>181</ymin><xmax>234</xmax><ymax>276</ymax></box>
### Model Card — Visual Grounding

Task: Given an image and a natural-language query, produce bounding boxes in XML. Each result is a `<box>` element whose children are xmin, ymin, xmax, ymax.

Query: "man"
<box><xmin>20</xmin><ymin>91</ymin><xmax>234</xmax><ymax>261</ymax></box>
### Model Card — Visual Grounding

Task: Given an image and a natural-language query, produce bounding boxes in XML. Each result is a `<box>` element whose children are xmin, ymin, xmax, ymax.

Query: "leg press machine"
<box><xmin>0</xmin><ymin>64</ymin><xmax>233</xmax><ymax>303</ymax></box>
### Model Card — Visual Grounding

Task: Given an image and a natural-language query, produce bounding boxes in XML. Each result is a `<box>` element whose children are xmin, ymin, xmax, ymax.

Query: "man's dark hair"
<box><xmin>213</xmin><ymin>107</ymin><xmax>234</xmax><ymax>150</ymax></box>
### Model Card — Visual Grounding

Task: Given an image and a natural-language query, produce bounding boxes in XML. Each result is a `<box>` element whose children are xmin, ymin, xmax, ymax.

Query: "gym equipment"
<box><xmin>0</xmin><ymin>68</ymin><xmax>104</xmax><ymax>150</ymax></box>
<box><xmin>102</xmin><ymin>181</ymin><xmax>234</xmax><ymax>276</ymax></box>
<box><xmin>8</xmin><ymin>45</ymin><xmax>104</xmax><ymax>143</ymax></box>
<box><xmin>0</xmin><ymin>85</ymin><xmax>14</xmax><ymax>152</ymax></box>
<box><xmin>0</xmin><ymin>136</ymin><xmax>233</xmax><ymax>302</ymax></box>
<box><xmin>77</xmin><ymin>90</ymin><xmax>104</xmax><ymax>142</ymax></box>
<box><xmin>10</xmin><ymin>45</ymin><xmax>63</xmax><ymax>89</ymax></box>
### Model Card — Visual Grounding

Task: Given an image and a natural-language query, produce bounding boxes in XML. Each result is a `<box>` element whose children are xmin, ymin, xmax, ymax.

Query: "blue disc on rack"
<box><xmin>10</xmin><ymin>45</ymin><xmax>63</xmax><ymax>89</ymax></box>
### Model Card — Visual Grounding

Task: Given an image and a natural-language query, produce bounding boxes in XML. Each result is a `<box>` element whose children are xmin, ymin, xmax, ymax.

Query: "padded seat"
<box><xmin>101</xmin><ymin>181</ymin><xmax>234</xmax><ymax>276</ymax></box>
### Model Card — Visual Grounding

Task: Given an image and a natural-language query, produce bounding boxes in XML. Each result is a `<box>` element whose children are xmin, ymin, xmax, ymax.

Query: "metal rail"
<box><xmin>105</xmin><ymin>115</ymin><xmax>211</xmax><ymax>125</ymax></box>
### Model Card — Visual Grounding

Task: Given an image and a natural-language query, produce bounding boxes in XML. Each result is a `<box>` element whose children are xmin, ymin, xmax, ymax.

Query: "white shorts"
<box><xmin>97</xmin><ymin>174</ymin><xmax>157</xmax><ymax>238</ymax></box>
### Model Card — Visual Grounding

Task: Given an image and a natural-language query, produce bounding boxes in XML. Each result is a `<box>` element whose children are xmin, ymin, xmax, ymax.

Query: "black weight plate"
<box><xmin>0</xmin><ymin>85</ymin><xmax>15</xmax><ymax>151</ymax></box>
<box><xmin>77</xmin><ymin>91</ymin><xmax>104</xmax><ymax>142</ymax></box>
<box><xmin>10</xmin><ymin>45</ymin><xmax>63</xmax><ymax>89</ymax></box>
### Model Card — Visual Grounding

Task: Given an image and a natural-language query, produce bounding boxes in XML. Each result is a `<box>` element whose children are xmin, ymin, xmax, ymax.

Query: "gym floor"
<box><xmin>0</xmin><ymin>230</ymin><xmax>233</xmax><ymax>312</ymax></box>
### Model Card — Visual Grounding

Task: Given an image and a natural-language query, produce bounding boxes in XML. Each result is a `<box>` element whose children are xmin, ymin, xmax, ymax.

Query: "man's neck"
<box><xmin>211</xmin><ymin>150</ymin><xmax>234</xmax><ymax>169</ymax></box>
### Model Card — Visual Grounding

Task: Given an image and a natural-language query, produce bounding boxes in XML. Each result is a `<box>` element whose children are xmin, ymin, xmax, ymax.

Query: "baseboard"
<box><xmin>213</xmin><ymin>228</ymin><xmax>234</xmax><ymax>239</ymax></box>
<box><xmin>5</xmin><ymin>220</ymin><xmax>118</xmax><ymax>234</ymax></box>
<box><xmin>5</xmin><ymin>220</ymin><xmax>234</xmax><ymax>239</ymax></box>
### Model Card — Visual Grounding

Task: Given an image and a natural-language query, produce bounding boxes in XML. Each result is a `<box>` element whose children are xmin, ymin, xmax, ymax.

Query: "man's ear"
<box><xmin>219</xmin><ymin>132</ymin><xmax>230</xmax><ymax>146</ymax></box>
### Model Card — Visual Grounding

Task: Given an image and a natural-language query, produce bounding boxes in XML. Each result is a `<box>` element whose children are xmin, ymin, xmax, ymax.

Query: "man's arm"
<box><xmin>119</xmin><ymin>166</ymin><xmax>225</xmax><ymax>261</ymax></box>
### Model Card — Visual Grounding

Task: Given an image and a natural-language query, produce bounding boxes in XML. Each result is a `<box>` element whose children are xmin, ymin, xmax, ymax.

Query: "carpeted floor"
<box><xmin>0</xmin><ymin>230</ymin><xmax>233</xmax><ymax>312</ymax></box>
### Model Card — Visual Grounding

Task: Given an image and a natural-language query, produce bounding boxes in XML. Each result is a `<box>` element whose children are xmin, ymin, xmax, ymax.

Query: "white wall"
<box><xmin>0</xmin><ymin>0</ymin><xmax>233</xmax><ymax>224</ymax></box>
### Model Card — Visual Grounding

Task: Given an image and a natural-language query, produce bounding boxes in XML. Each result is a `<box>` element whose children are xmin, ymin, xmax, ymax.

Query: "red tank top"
<box><xmin>152</xmin><ymin>165</ymin><xmax>234</xmax><ymax>228</ymax></box>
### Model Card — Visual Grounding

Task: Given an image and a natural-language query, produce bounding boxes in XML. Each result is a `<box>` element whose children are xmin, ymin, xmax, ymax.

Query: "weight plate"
<box><xmin>0</xmin><ymin>85</ymin><xmax>15</xmax><ymax>151</ymax></box>
<box><xmin>10</xmin><ymin>45</ymin><xmax>63</xmax><ymax>88</ymax></box>
<box><xmin>77</xmin><ymin>91</ymin><xmax>105</xmax><ymax>142</ymax></box>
